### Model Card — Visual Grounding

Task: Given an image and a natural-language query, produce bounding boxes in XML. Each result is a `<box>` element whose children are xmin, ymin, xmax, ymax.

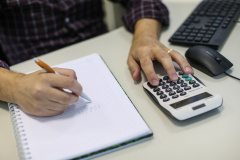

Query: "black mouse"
<box><xmin>185</xmin><ymin>45</ymin><xmax>233</xmax><ymax>77</ymax></box>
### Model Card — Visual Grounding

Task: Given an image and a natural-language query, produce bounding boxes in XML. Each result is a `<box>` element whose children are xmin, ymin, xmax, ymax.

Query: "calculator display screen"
<box><xmin>170</xmin><ymin>92</ymin><xmax>212</xmax><ymax>109</ymax></box>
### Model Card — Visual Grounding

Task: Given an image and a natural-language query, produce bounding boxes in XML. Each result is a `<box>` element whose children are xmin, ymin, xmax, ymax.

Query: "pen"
<box><xmin>34</xmin><ymin>58</ymin><xmax>91</xmax><ymax>101</ymax></box>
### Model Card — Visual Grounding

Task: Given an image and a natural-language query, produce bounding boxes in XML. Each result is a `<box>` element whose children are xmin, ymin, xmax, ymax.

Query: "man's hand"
<box><xmin>127</xmin><ymin>18</ymin><xmax>193</xmax><ymax>86</ymax></box>
<box><xmin>0</xmin><ymin>68</ymin><xmax>82</xmax><ymax>117</ymax></box>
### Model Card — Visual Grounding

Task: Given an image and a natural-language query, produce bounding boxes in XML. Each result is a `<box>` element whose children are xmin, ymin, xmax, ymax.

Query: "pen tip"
<box><xmin>34</xmin><ymin>58</ymin><xmax>39</xmax><ymax>63</ymax></box>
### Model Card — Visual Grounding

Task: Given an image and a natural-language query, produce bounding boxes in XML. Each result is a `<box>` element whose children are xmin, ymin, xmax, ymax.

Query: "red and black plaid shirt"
<box><xmin>0</xmin><ymin>0</ymin><xmax>169</xmax><ymax>65</ymax></box>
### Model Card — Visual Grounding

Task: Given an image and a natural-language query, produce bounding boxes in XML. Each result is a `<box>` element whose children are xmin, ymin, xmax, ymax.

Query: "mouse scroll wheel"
<box><xmin>216</xmin><ymin>57</ymin><xmax>223</xmax><ymax>64</ymax></box>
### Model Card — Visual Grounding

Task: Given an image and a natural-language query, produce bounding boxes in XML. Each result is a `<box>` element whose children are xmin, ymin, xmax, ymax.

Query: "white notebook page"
<box><xmin>12</xmin><ymin>54</ymin><xmax>152</xmax><ymax>160</ymax></box>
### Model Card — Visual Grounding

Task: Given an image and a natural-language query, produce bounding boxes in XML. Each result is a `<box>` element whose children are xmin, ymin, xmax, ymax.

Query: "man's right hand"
<box><xmin>0</xmin><ymin>68</ymin><xmax>82</xmax><ymax>117</ymax></box>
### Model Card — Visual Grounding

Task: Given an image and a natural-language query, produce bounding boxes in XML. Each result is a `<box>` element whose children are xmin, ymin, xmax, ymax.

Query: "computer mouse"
<box><xmin>185</xmin><ymin>45</ymin><xmax>233</xmax><ymax>77</ymax></box>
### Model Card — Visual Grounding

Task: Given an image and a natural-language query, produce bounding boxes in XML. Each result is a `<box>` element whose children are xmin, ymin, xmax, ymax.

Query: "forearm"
<box><xmin>0</xmin><ymin>68</ymin><xmax>23</xmax><ymax>103</ymax></box>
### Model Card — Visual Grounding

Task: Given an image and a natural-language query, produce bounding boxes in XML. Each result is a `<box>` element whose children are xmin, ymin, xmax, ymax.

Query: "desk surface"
<box><xmin>1</xmin><ymin>1</ymin><xmax>240</xmax><ymax>160</ymax></box>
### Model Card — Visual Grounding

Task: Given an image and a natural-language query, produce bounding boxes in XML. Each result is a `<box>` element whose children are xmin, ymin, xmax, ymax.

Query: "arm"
<box><xmin>0</xmin><ymin>67</ymin><xmax>82</xmax><ymax>117</ymax></box>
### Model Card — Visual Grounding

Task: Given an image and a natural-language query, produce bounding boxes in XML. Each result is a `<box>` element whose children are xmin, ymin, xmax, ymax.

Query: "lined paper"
<box><xmin>11</xmin><ymin>54</ymin><xmax>152</xmax><ymax>160</ymax></box>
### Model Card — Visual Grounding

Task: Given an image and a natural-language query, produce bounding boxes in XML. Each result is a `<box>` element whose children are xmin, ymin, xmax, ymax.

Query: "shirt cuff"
<box><xmin>122</xmin><ymin>0</ymin><xmax>169</xmax><ymax>32</ymax></box>
<box><xmin>0</xmin><ymin>60</ymin><xmax>10</xmax><ymax>70</ymax></box>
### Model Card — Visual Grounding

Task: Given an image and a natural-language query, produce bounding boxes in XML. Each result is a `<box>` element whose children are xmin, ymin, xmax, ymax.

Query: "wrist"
<box><xmin>133</xmin><ymin>18</ymin><xmax>162</xmax><ymax>39</ymax></box>
<box><xmin>0</xmin><ymin>68</ymin><xmax>24</xmax><ymax>103</ymax></box>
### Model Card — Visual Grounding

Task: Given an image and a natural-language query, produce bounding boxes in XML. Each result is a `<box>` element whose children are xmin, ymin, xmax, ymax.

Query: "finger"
<box><xmin>127</xmin><ymin>55</ymin><xmax>141</xmax><ymax>81</ymax></box>
<box><xmin>139</xmin><ymin>56</ymin><xmax>159</xmax><ymax>86</ymax></box>
<box><xmin>46</xmin><ymin>87</ymin><xmax>79</xmax><ymax>105</ymax></box>
<box><xmin>49</xmin><ymin>74</ymin><xmax>82</xmax><ymax>96</ymax></box>
<box><xmin>54</xmin><ymin>68</ymin><xmax>78</xmax><ymax>80</ymax></box>
<box><xmin>154</xmin><ymin>49</ymin><xmax>178</xmax><ymax>82</ymax></box>
<box><xmin>36</xmin><ymin>108</ymin><xmax>66</xmax><ymax>117</ymax></box>
<box><xmin>46</xmin><ymin>103</ymin><xmax>69</xmax><ymax>112</ymax></box>
<box><xmin>168</xmin><ymin>50</ymin><xmax>194</xmax><ymax>74</ymax></box>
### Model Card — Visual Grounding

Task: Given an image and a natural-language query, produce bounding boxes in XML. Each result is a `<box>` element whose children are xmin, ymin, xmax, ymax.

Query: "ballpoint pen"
<box><xmin>34</xmin><ymin>58</ymin><xmax>91</xmax><ymax>101</ymax></box>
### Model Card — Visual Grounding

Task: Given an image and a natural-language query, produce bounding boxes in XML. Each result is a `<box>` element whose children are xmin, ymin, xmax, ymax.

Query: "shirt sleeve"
<box><xmin>0</xmin><ymin>60</ymin><xmax>10</xmax><ymax>70</ymax></box>
<box><xmin>109</xmin><ymin>0</ymin><xmax>169</xmax><ymax>32</ymax></box>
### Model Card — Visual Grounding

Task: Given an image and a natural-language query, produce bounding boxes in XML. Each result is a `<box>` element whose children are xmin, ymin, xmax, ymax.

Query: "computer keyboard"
<box><xmin>168</xmin><ymin>0</ymin><xmax>240</xmax><ymax>49</ymax></box>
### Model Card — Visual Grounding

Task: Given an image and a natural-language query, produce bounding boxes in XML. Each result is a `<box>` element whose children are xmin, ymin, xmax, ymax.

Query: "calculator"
<box><xmin>143</xmin><ymin>71</ymin><xmax>223</xmax><ymax>120</ymax></box>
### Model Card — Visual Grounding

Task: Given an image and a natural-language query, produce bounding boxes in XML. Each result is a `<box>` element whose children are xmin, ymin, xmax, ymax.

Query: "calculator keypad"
<box><xmin>147</xmin><ymin>71</ymin><xmax>202</xmax><ymax>102</ymax></box>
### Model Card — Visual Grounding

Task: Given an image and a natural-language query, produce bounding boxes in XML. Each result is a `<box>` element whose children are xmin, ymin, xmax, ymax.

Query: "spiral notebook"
<box><xmin>9</xmin><ymin>54</ymin><xmax>153</xmax><ymax>160</ymax></box>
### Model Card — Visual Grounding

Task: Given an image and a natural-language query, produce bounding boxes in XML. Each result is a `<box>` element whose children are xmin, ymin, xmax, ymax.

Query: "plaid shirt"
<box><xmin>0</xmin><ymin>0</ymin><xmax>169</xmax><ymax>65</ymax></box>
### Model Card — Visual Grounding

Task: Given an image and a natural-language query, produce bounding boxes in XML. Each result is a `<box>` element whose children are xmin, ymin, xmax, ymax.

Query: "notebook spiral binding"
<box><xmin>9</xmin><ymin>103</ymin><xmax>32</xmax><ymax>160</ymax></box>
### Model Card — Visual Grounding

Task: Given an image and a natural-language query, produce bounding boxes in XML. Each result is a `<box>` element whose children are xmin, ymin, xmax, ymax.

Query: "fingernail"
<box><xmin>132</xmin><ymin>71</ymin><xmax>137</xmax><ymax>78</ymax></box>
<box><xmin>152</xmin><ymin>79</ymin><xmax>159</xmax><ymax>86</ymax></box>
<box><xmin>172</xmin><ymin>73</ymin><xmax>178</xmax><ymax>81</ymax></box>
<box><xmin>185</xmin><ymin>66</ymin><xmax>192</xmax><ymax>73</ymax></box>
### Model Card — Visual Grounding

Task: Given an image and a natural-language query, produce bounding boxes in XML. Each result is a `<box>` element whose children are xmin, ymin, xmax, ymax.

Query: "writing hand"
<box><xmin>14</xmin><ymin>68</ymin><xmax>82</xmax><ymax>117</ymax></box>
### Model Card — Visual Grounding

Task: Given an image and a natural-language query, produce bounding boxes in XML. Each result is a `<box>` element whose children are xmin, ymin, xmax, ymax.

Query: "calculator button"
<box><xmin>170</xmin><ymin>82</ymin><xmax>177</xmax><ymax>86</ymax></box>
<box><xmin>181</xmin><ymin>83</ymin><xmax>188</xmax><ymax>87</ymax></box>
<box><xmin>163</xmin><ymin>76</ymin><xmax>169</xmax><ymax>80</ymax></box>
<box><xmin>182</xmin><ymin>74</ymin><xmax>189</xmax><ymax>78</ymax></box>
<box><xmin>157</xmin><ymin>91</ymin><xmax>164</xmax><ymax>95</ymax></box>
<box><xmin>147</xmin><ymin>82</ymin><xmax>156</xmax><ymax>88</ymax></box>
<box><xmin>193</xmin><ymin>83</ymin><xmax>200</xmax><ymax>88</ymax></box>
<box><xmin>166</xmin><ymin>79</ymin><xmax>171</xmax><ymax>83</ymax></box>
<box><xmin>177</xmin><ymin>79</ymin><xmax>184</xmax><ymax>84</ymax></box>
<box><xmin>159</xmin><ymin>82</ymin><xmax>166</xmax><ymax>86</ymax></box>
<box><xmin>178</xmin><ymin>71</ymin><xmax>184</xmax><ymax>75</ymax></box>
<box><xmin>166</xmin><ymin>88</ymin><xmax>172</xmax><ymax>92</ymax></box>
<box><xmin>189</xmin><ymin>80</ymin><xmax>196</xmax><ymax>84</ymax></box>
<box><xmin>169</xmin><ymin>91</ymin><xmax>176</xmax><ymax>96</ymax></box>
<box><xmin>153</xmin><ymin>87</ymin><xmax>160</xmax><ymax>92</ymax></box>
<box><xmin>162</xmin><ymin>85</ymin><xmax>169</xmax><ymax>89</ymax></box>
<box><xmin>172</xmin><ymin>94</ymin><xmax>179</xmax><ymax>99</ymax></box>
<box><xmin>180</xmin><ymin>92</ymin><xmax>187</xmax><ymax>96</ymax></box>
<box><xmin>185</xmin><ymin>77</ymin><xmax>192</xmax><ymax>81</ymax></box>
<box><xmin>177</xmin><ymin>88</ymin><xmax>184</xmax><ymax>93</ymax></box>
<box><xmin>163</xmin><ymin>98</ymin><xmax>170</xmax><ymax>102</ymax></box>
<box><xmin>184</xmin><ymin>86</ymin><xmax>191</xmax><ymax>90</ymax></box>
<box><xmin>160</xmin><ymin>94</ymin><xmax>167</xmax><ymax>99</ymax></box>
<box><xmin>173</xmin><ymin>85</ymin><xmax>180</xmax><ymax>90</ymax></box>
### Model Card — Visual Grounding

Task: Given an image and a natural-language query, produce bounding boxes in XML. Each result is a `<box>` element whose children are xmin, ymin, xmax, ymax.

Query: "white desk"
<box><xmin>1</xmin><ymin>1</ymin><xmax>240</xmax><ymax>160</ymax></box>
